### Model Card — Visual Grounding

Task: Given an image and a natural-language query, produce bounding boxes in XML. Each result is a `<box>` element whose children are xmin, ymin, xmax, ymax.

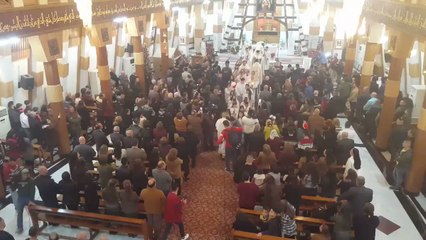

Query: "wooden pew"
<box><xmin>231</xmin><ymin>229</ymin><xmax>292</xmax><ymax>240</ymax></box>
<box><xmin>238</xmin><ymin>208</ymin><xmax>333</xmax><ymax>232</ymax></box>
<box><xmin>299</xmin><ymin>195</ymin><xmax>336</xmax><ymax>215</ymax></box>
<box><xmin>28</xmin><ymin>204</ymin><xmax>149</xmax><ymax>239</ymax></box>
<box><xmin>57</xmin><ymin>193</ymin><xmax>147</xmax><ymax>214</ymax></box>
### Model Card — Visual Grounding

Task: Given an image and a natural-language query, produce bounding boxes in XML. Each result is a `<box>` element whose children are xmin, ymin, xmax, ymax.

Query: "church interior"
<box><xmin>0</xmin><ymin>0</ymin><xmax>426</xmax><ymax>239</ymax></box>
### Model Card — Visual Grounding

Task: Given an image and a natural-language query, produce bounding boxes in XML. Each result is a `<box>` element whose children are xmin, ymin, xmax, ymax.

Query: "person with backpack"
<box><xmin>217</xmin><ymin>120</ymin><xmax>243</xmax><ymax>171</ymax></box>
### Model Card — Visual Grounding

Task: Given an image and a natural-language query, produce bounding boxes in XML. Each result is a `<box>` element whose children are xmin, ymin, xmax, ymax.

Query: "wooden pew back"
<box><xmin>28</xmin><ymin>204</ymin><xmax>149</xmax><ymax>238</ymax></box>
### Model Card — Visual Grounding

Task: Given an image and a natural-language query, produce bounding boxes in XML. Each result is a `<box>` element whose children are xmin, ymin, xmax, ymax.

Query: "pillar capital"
<box><xmin>88</xmin><ymin>23</ymin><xmax>114</xmax><ymax>47</ymax></box>
<box><xmin>28</xmin><ymin>32</ymin><xmax>63</xmax><ymax>62</ymax></box>
<box><xmin>127</xmin><ymin>16</ymin><xmax>147</xmax><ymax>37</ymax></box>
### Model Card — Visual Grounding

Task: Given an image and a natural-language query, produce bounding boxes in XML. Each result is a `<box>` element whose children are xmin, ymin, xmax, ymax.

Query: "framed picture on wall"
<box><xmin>47</xmin><ymin>39</ymin><xmax>59</xmax><ymax>56</ymax></box>
<box><xmin>101</xmin><ymin>28</ymin><xmax>110</xmax><ymax>42</ymax></box>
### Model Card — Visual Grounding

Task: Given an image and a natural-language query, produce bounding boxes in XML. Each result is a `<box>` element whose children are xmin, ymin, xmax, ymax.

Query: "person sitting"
<box><xmin>257</xmin><ymin>207</ymin><xmax>282</xmax><ymax>237</ymax></box>
<box><xmin>232</xmin><ymin>212</ymin><xmax>257</xmax><ymax>233</ymax></box>
<box><xmin>237</xmin><ymin>172</ymin><xmax>259</xmax><ymax>209</ymax></box>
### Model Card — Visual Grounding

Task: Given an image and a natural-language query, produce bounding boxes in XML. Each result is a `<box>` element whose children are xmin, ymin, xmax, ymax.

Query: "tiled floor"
<box><xmin>1</xmin><ymin>122</ymin><xmax>424</xmax><ymax>240</ymax></box>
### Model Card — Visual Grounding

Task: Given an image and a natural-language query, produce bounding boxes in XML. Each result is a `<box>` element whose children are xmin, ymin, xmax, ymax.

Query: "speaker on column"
<box><xmin>19</xmin><ymin>74</ymin><xmax>35</xmax><ymax>90</ymax></box>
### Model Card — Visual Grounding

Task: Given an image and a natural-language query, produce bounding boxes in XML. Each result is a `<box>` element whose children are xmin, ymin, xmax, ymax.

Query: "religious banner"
<box><xmin>362</xmin><ymin>0</ymin><xmax>426</xmax><ymax>39</ymax></box>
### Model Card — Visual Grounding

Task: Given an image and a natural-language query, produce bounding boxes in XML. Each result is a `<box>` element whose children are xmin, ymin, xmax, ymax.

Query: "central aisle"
<box><xmin>173</xmin><ymin>152</ymin><xmax>238</xmax><ymax>240</ymax></box>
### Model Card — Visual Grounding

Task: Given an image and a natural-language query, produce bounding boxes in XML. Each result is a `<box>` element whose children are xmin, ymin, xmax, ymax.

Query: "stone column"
<box><xmin>344</xmin><ymin>37</ymin><xmax>357</xmax><ymax>75</ymax></box>
<box><xmin>155</xmin><ymin>12</ymin><xmax>170</xmax><ymax>79</ymax></box>
<box><xmin>89</xmin><ymin>24</ymin><xmax>114</xmax><ymax>131</ymax></box>
<box><xmin>212</xmin><ymin>1</ymin><xmax>223</xmax><ymax>52</ymax></box>
<box><xmin>406</xmin><ymin>50</ymin><xmax>426</xmax><ymax>193</ymax></box>
<box><xmin>128</xmin><ymin>16</ymin><xmax>148</xmax><ymax>95</ymax></box>
<box><xmin>194</xmin><ymin>4</ymin><xmax>204</xmax><ymax>54</ymax></box>
<box><xmin>375</xmin><ymin>32</ymin><xmax>414</xmax><ymax>149</ymax></box>
<box><xmin>359</xmin><ymin>22</ymin><xmax>384</xmax><ymax>89</ymax></box>
<box><xmin>322</xmin><ymin>14</ymin><xmax>335</xmax><ymax>53</ymax></box>
<box><xmin>28</xmin><ymin>34</ymin><xmax>71</xmax><ymax>154</ymax></box>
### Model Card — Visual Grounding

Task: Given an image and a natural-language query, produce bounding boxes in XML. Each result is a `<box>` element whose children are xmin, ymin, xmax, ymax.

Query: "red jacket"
<box><xmin>217</xmin><ymin>127</ymin><xmax>243</xmax><ymax>149</ymax></box>
<box><xmin>164</xmin><ymin>192</ymin><xmax>183</xmax><ymax>223</ymax></box>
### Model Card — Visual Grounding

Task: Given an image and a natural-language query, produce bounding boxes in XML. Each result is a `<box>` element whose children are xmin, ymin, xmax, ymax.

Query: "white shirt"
<box><xmin>236</xmin><ymin>81</ymin><xmax>246</xmax><ymax>97</ymax></box>
<box><xmin>343</xmin><ymin>156</ymin><xmax>358</xmax><ymax>179</ymax></box>
<box><xmin>241</xmin><ymin>116</ymin><xmax>259</xmax><ymax>134</ymax></box>
<box><xmin>182</xmin><ymin>71</ymin><xmax>192</xmax><ymax>83</ymax></box>
<box><xmin>20</xmin><ymin>112</ymin><xmax>30</xmax><ymax>129</ymax></box>
<box><xmin>215</xmin><ymin>117</ymin><xmax>227</xmax><ymax>137</ymax></box>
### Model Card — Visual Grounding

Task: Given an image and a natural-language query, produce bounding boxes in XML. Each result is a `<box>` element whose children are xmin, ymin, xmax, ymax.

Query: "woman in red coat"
<box><xmin>162</xmin><ymin>183</ymin><xmax>190</xmax><ymax>240</ymax></box>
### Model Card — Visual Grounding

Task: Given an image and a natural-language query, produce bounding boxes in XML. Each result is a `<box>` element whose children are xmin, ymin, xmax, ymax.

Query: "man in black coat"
<box><xmin>92</xmin><ymin>123</ymin><xmax>109</xmax><ymax>151</ymax></box>
<box><xmin>73</xmin><ymin>136</ymin><xmax>96</xmax><ymax>170</ymax></box>
<box><xmin>339</xmin><ymin>176</ymin><xmax>373</xmax><ymax>217</ymax></box>
<box><xmin>336</xmin><ymin>131</ymin><xmax>355</xmax><ymax>165</ymax></box>
<box><xmin>35</xmin><ymin>166</ymin><xmax>59</xmax><ymax>208</ymax></box>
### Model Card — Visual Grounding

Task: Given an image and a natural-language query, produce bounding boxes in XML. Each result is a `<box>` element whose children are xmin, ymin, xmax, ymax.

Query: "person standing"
<box><xmin>353</xmin><ymin>203</ymin><xmax>380</xmax><ymax>240</ymax></box>
<box><xmin>152</xmin><ymin>161</ymin><xmax>172</xmax><ymax>196</ymax></box>
<box><xmin>73</xmin><ymin>136</ymin><xmax>96</xmax><ymax>170</ymax></box>
<box><xmin>13</xmin><ymin>168</ymin><xmax>35</xmax><ymax>234</ymax></box>
<box><xmin>140</xmin><ymin>178</ymin><xmax>166</xmax><ymax>240</ymax></box>
<box><xmin>58</xmin><ymin>171</ymin><xmax>80</xmax><ymax>210</ymax></box>
<box><xmin>339</xmin><ymin>176</ymin><xmax>373</xmax><ymax>217</ymax></box>
<box><xmin>217</xmin><ymin>120</ymin><xmax>243</xmax><ymax>171</ymax></box>
<box><xmin>67</xmin><ymin>106</ymin><xmax>82</xmax><ymax>148</ymax></box>
<box><xmin>35</xmin><ymin>166</ymin><xmax>60</xmax><ymax>208</ymax></box>
<box><xmin>237</xmin><ymin>172</ymin><xmax>259</xmax><ymax>209</ymax></box>
<box><xmin>162</xmin><ymin>183</ymin><xmax>189</xmax><ymax>240</ymax></box>
<box><xmin>390</xmin><ymin>139</ymin><xmax>413</xmax><ymax>191</ymax></box>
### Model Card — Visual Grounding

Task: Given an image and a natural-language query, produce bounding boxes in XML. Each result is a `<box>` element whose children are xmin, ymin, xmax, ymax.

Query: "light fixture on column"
<box><xmin>74</xmin><ymin>0</ymin><xmax>93</xmax><ymax>27</ymax></box>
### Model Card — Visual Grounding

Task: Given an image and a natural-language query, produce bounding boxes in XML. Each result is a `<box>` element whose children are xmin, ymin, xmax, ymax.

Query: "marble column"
<box><xmin>359</xmin><ymin>23</ymin><xmax>384</xmax><ymax>89</ymax></box>
<box><xmin>376</xmin><ymin>32</ymin><xmax>414</xmax><ymax>149</ymax></box>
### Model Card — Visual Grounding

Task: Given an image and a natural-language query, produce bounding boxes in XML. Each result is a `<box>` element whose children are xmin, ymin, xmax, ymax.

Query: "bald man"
<box><xmin>35</xmin><ymin>165</ymin><xmax>59</xmax><ymax>208</ymax></box>
<box><xmin>307</xmin><ymin>108</ymin><xmax>325</xmax><ymax>135</ymax></box>
<box><xmin>336</xmin><ymin>131</ymin><xmax>355</xmax><ymax>165</ymax></box>
<box><xmin>140</xmin><ymin>178</ymin><xmax>166</xmax><ymax>239</ymax></box>
<box><xmin>73</xmin><ymin>136</ymin><xmax>96</xmax><ymax>170</ymax></box>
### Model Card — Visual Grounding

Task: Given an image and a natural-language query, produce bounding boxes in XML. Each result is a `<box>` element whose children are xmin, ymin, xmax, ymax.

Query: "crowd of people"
<box><xmin>0</xmin><ymin>44</ymin><xmax>415</xmax><ymax>240</ymax></box>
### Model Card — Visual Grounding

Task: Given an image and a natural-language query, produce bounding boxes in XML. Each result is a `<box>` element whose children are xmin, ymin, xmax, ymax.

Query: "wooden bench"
<box><xmin>299</xmin><ymin>195</ymin><xmax>337</xmax><ymax>215</ymax></box>
<box><xmin>57</xmin><ymin>192</ymin><xmax>147</xmax><ymax>214</ymax></box>
<box><xmin>238</xmin><ymin>208</ymin><xmax>333</xmax><ymax>232</ymax></box>
<box><xmin>231</xmin><ymin>229</ymin><xmax>292</xmax><ymax>240</ymax></box>
<box><xmin>28</xmin><ymin>204</ymin><xmax>149</xmax><ymax>240</ymax></box>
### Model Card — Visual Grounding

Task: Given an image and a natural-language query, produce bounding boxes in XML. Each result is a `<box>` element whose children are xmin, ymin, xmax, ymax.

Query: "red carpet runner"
<box><xmin>166</xmin><ymin>151</ymin><xmax>238</xmax><ymax>239</ymax></box>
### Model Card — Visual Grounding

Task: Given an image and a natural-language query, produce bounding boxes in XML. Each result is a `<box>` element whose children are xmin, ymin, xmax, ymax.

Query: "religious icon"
<box><xmin>47</xmin><ymin>39</ymin><xmax>60</xmax><ymax>56</ymax></box>
<box><xmin>101</xmin><ymin>28</ymin><xmax>110</xmax><ymax>42</ymax></box>
<box><xmin>257</xmin><ymin>0</ymin><xmax>276</xmax><ymax>13</ymax></box>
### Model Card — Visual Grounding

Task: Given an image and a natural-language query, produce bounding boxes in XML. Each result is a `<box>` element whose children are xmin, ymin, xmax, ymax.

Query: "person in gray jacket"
<box><xmin>152</xmin><ymin>160</ymin><xmax>172</xmax><ymax>196</ymax></box>
<box><xmin>339</xmin><ymin>176</ymin><xmax>373</xmax><ymax>217</ymax></box>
